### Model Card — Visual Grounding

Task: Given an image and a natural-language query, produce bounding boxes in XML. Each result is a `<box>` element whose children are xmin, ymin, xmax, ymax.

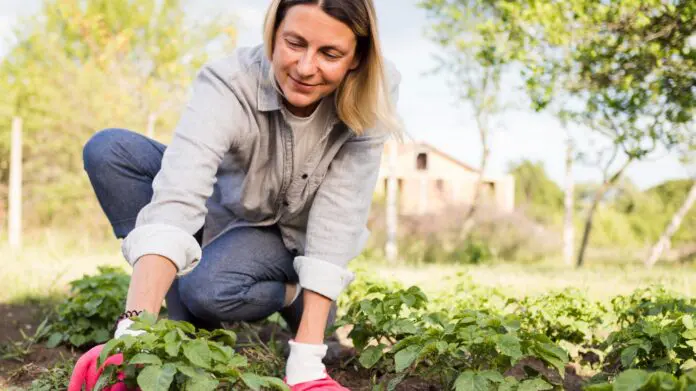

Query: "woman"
<box><xmin>79</xmin><ymin>0</ymin><xmax>400</xmax><ymax>388</ymax></box>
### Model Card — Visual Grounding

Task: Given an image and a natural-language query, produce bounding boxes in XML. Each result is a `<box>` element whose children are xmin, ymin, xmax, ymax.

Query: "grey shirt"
<box><xmin>121</xmin><ymin>45</ymin><xmax>401</xmax><ymax>300</ymax></box>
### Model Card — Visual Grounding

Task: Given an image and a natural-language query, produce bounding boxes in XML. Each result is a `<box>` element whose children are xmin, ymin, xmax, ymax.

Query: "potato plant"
<box><xmin>335</xmin><ymin>284</ymin><xmax>569</xmax><ymax>390</ymax></box>
<box><xmin>95</xmin><ymin>313</ymin><xmax>288</xmax><ymax>391</ymax></box>
<box><xmin>46</xmin><ymin>266</ymin><xmax>134</xmax><ymax>348</ymax></box>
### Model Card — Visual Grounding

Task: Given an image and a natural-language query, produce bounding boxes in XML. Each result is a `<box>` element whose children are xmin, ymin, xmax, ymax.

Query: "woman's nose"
<box><xmin>296</xmin><ymin>52</ymin><xmax>318</xmax><ymax>77</ymax></box>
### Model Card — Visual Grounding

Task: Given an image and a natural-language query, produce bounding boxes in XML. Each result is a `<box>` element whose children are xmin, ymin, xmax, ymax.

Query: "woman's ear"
<box><xmin>349</xmin><ymin>56</ymin><xmax>361</xmax><ymax>71</ymax></box>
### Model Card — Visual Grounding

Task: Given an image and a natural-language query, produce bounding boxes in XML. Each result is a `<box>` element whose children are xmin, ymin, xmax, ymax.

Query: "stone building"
<box><xmin>374</xmin><ymin>140</ymin><xmax>515</xmax><ymax>215</ymax></box>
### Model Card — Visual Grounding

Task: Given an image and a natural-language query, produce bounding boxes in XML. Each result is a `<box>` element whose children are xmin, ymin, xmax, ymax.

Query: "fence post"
<box><xmin>8</xmin><ymin>116</ymin><xmax>22</xmax><ymax>251</ymax></box>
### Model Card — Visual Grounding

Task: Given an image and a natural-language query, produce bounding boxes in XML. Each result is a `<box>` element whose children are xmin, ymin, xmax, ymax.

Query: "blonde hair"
<box><xmin>262</xmin><ymin>0</ymin><xmax>402</xmax><ymax>138</ymax></box>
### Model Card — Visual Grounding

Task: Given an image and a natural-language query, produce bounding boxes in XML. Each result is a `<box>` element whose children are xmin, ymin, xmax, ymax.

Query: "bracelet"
<box><xmin>114</xmin><ymin>310</ymin><xmax>143</xmax><ymax>330</ymax></box>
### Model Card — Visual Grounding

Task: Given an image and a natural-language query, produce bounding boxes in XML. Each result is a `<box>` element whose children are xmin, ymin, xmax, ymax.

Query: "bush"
<box><xmin>45</xmin><ymin>266</ymin><xmax>132</xmax><ymax>349</ymax></box>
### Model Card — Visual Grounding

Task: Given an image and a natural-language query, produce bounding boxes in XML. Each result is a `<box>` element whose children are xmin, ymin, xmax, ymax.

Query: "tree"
<box><xmin>508</xmin><ymin>159</ymin><xmax>564</xmax><ymax>223</ymax></box>
<box><xmin>495</xmin><ymin>0</ymin><xmax>696</xmax><ymax>266</ymax></box>
<box><xmin>0</xmin><ymin>0</ymin><xmax>236</xmax><ymax>228</ymax></box>
<box><xmin>420</xmin><ymin>0</ymin><xmax>527</xmax><ymax>240</ymax></box>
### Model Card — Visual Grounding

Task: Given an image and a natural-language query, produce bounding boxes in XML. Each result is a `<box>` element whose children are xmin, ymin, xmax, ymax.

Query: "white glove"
<box><xmin>114</xmin><ymin>318</ymin><xmax>146</xmax><ymax>339</ymax></box>
<box><xmin>285</xmin><ymin>339</ymin><xmax>328</xmax><ymax>385</ymax></box>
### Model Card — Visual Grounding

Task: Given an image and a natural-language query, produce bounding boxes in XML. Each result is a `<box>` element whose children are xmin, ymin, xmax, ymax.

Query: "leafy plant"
<box><xmin>336</xmin><ymin>284</ymin><xmax>569</xmax><ymax>390</ymax></box>
<box><xmin>611</xmin><ymin>286</ymin><xmax>696</xmax><ymax>327</ymax></box>
<box><xmin>95</xmin><ymin>313</ymin><xmax>288</xmax><ymax>391</ymax></box>
<box><xmin>27</xmin><ymin>358</ymin><xmax>76</xmax><ymax>391</ymax></box>
<box><xmin>45</xmin><ymin>266</ymin><xmax>135</xmax><ymax>348</ymax></box>
<box><xmin>512</xmin><ymin>288</ymin><xmax>611</xmax><ymax>348</ymax></box>
<box><xmin>602</xmin><ymin>313</ymin><xmax>696</xmax><ymax>376</ymax></box>
<box><xmin>585</xmin><ymin>369</ymin><xmax>696</xmax><ymax>391</ymax></box>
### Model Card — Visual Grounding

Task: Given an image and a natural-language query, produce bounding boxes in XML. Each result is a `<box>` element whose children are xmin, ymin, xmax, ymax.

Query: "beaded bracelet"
<box><xmin>114</xmin><ymin>310</ymin><xmax>143</xmax><ymax>330</ymax></box>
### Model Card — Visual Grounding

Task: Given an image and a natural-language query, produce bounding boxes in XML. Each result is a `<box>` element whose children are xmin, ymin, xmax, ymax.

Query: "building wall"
<box><xmin>375</xmin><ymin>141</ymin><xmax>515</xmax><ymax>215</ymax></box>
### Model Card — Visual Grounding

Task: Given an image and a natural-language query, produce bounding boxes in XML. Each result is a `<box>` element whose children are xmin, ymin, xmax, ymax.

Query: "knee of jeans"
<box><xmin>82</xmin><ymin>128</ymin><xmax>130</xmax><ymax>173</ymax></box>
<box><xmin>179</xmin><ymin>273</ymin><xmax>253</xmax><ymax>321</ymax></box>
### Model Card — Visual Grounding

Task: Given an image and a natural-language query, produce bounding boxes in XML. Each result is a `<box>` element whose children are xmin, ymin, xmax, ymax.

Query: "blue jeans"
<box><xmin>83</xmin><ymin>128</ymin><xmax>334</xmax><ymax>333</ymax></box>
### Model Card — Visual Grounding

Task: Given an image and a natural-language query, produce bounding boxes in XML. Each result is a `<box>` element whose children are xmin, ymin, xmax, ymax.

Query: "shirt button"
<box><xmin>301</xmin><ymin>174</ymin><xmax>308</xmax><ymax>179</ymax></box>
<box><xmin>283</xmin><ymin>200</ymin><xmax>289</xmax><ymax>207</ymax></box>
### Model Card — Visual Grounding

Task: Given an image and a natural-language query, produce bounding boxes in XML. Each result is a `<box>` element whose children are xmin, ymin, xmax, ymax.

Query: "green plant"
<box><xmin>512</xmin><ymin>288</ymin><xmax>611</xmax><ymax>347</ymax></box>
<box><xmin>27</xmin><ymin>358</ymin><xmax>76</xmax><ymax>391</ymax></box>
<box><xmin>602</xmin><ymin>313</ymin><xmax>696</xmax><ymax>376</ymax></box>
<box><xmin>336</xmin><ymin>284</ymin><xmax>569</xmax><ymax>390</ymax></box>
<box><xmin>611</xmin><ymin>286</ymin><xmax>696</xmax><ymax>327</ymax></box>
<box><xmin>45</xmin><ymin>266</ymin><xmax>135</xmax><ymax>349</ymax></box>
<box><xmin>96</xmin><ymin>313</ymin><xmax>288</xmax><ymax>391</ymax></box>
<box><xmin>1</xmin><ymin>317</ymin><xmax>52</xmax><ymax>361</ymax></box>
<box><xmin>585</xmin><ymin>369</ymin><xmax>696</xmax><ymax>391</ymax></box>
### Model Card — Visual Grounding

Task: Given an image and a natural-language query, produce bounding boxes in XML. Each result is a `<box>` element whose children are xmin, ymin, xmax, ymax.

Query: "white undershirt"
<box><xmin>281</xmin><ymin>98</ymin><xmax>334</xmax><ymax>177</ymax></box>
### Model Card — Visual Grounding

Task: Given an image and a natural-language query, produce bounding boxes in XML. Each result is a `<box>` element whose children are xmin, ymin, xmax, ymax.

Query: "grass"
<box><xmin>0</xmin><ymin>228</ymin><xmax>124</xmax><ymax>304</ymax></box>
<box><xmin>355</xmin><ymin>257</ymin><xmax>696</xmax><ymax>303</ymax></box>
<box><xmin>1</xmin><ymin>227</ymin><xmax>695</xmax><ymax>305</ymax></box>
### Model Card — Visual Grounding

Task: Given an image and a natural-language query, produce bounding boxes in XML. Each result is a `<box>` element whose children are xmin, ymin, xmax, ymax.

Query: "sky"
<box><xmin>0</xmin><ymin>0</ymin><xmax>690</xmax><ymax>189</ymax></box>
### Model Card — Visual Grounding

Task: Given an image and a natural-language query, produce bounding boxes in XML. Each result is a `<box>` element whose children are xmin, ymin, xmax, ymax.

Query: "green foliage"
<box><xmin>585</xmin><ymin>369</ymin><xmax>696</xmax><ymax>391</ymax></box>
<box><xmin>508</xmin><ymin>160</ymin><xmax>565</xmax><ymax>224</ymax></box>
<box><xmin>399</xmin><ymin>235</ymin><xmax>495</xmax><ymax>265</ymax></box>
<box><xmin>95</xmin><ymin>313</ymin><xmax>288</xmax><ymax>391</ymax></box>
<box><xmin>603</xmin><ymin>287</ymin><xmax>696</xmax><ymax>376</ymax></box>
<box><xmin>27</xmin><ymin>358</ymin><xmax>76</xmax><ymax>391</ymax></box>
<box><xmin>611</xmin><ymin>286</ymin><xmax>696</xmax><ymax>327</ymax></box>
<box><xmin>336</xmin><ymin>283</ymin><xmax>569</xmax><ymax>389</ymax></box>
<box><xmin>431</xmin><ymin>272</ymin><xmax>511</xmax><ymax>314</ymax></box>
<box><xmin>512</xmin><ymin>288</ymin><xmax>611</xmax><ymax>346</ymax></box>
<box><xmin>45</xmin><ymin>266</ymin><xmax>133</xmax><ymax>349</ymax></box>
<box><xmin>0</xmin><ymin>0</ymin><xmax>235</xmax><ymax>229</ymax></box>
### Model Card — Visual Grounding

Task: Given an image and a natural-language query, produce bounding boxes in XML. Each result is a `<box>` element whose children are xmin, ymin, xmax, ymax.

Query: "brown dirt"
<box><xmin>0</xmin><ymin>302</ymin><xmax>79</xmax><ymax>389</ymax></box>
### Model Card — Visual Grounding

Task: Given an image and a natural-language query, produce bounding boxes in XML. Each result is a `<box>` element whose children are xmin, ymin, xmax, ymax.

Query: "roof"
<box><xmin>412</xmin><ymin>141</ymin><xmax>479</xmax><ymax>173</ymax></box>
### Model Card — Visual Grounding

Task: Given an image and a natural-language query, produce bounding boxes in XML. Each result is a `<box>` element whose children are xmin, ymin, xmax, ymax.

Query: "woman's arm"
<box><xmin>292</xmin><ymin>67</ymin><xmax>401</xmax><ymax>341</ymax></box>
<box><xmin>125</xmin><ymin>254</ymin><xmax>177</xmax><ymax>315</ymax></box>
<box><xmin>120</xmin><ymin>59</ymin><xmax>247</xmax><ymax>317</ymax></box>
<box><xmin>294</xmin><ymin>290</ymin><xmax>333</xmax><ymax>344</ymax></box>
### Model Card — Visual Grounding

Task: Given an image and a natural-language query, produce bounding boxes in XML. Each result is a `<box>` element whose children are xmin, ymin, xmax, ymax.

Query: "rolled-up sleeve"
<box><xmin>295</xmin><ymin>67</ymin><xmax>401</xmax><ymax>300</ymax></box>
<box><xmin>121</xmin><ymin>61</ymin><xmax>245</xmax><ymax>273</ymax></box>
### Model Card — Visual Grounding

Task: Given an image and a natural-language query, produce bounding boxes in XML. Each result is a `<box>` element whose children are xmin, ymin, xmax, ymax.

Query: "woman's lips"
<box><xmin>289</xmin><ymin>76</ymin><xmax>318</xmax><ymax>93</ymax></box>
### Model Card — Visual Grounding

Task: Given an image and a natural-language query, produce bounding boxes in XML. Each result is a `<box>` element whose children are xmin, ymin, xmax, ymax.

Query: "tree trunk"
<box><xmin>644</xmin><ymin>180</ymin><xmax>696</xmax><ymax>268</ymax></box>
<box><xmin>576</xmin><ymin>159</ymin><xmax>632</xmax><ymax>267</ymax></box>
<box><xmin>460</xmin><ymin>115</ymin><xmax>490</xmax><ymax>240</ymax></box>
<box><xmin>8</xmin><ymin>117</ymin><xmax>23</xmax><ymax>251</ymax></box>
<box><xmin>563</xmin><ymin>139</ymin><xmax>574</xmax><ymax>266</ymax></box>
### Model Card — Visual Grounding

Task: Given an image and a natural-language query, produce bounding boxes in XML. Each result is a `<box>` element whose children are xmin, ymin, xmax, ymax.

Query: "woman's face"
<box><xmin>272</xmin><ymin>4</ymin><xmax>360</xmax><ymax>117</ymax></box>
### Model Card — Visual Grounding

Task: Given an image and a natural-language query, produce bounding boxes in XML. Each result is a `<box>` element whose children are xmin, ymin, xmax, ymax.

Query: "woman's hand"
<box><xmin>284</xmin><ymin>290</ymin><xmax>349</xmax><ymax>389</ymax></box>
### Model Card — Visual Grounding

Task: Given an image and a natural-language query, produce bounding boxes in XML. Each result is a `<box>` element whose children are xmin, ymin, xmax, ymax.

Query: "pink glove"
<box><xmin>68</xmin><ymin>344</ymin><xmax>136</xmax><ymax>391</ymax></box>
<box><xmin>286</xmin><ymin>374</ymin><xmax>350</xmax><ymax>391</ymax></box>
<box><xmin>284</xmin><ymin>340</ymin><xmax>349</xmax><ymax>390</ymax></box>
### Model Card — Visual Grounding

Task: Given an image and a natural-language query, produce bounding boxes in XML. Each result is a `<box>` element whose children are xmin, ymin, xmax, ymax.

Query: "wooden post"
<box><xmin>146</xmin><ymin>113</ymin><xmax>156</xmax><ymax>139</ymax></box>
<box><xmin>385</xmin><ymin>140</ymin><xmax>398</xmax><ymax>262</ymax></box>
<box><xmin>8</xmin><ymin>117</ymin><xmax>22</xmax><ymax>251</ymax></box>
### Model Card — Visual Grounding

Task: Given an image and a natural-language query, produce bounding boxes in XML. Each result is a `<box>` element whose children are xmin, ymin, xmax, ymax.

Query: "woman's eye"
<box><xmin>286</xmin><ymin>39</ymin><xmax>302</xmax><ymax>48</ymax></box>
<box><xmin>324</xmin><ymin>51</ymin><xmax>341</xmax><ymax>59</ymax></box>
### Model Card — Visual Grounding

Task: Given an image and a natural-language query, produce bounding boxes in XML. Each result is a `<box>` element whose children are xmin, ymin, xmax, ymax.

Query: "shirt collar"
<box><xmin>257</xmin><ymin>55</ymin><xmax>282</xmax><ymax>112</ymax></box>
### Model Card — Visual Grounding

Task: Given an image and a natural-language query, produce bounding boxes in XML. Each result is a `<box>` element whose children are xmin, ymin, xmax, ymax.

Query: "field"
<box><xmin>1</xmin><ymin>231</ymin><xmax>696</xmax><ymax>390</ymax></box>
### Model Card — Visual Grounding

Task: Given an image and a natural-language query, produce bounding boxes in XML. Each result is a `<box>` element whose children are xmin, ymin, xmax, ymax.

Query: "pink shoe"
<box><xmin>285</xmin><ymin>373</ymin><xmax>350</xmax><ymax>391</ymax></box>
<box><xmin>68</xmin><ymin>344</ymin><xmax>136</xmax><ymax>391</ymax></box>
